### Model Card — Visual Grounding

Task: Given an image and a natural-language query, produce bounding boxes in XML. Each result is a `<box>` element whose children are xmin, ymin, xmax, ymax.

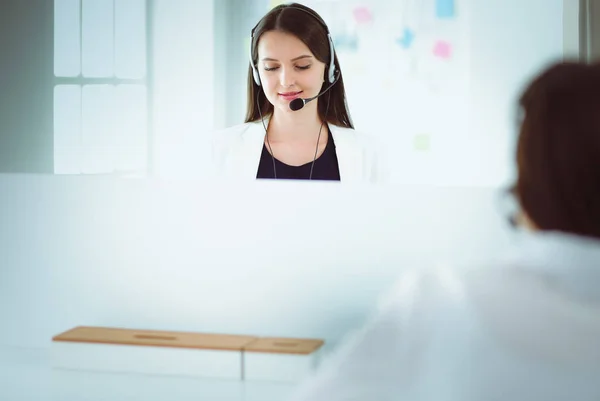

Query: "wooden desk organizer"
<box><xmin>52</xmin><ymin>326</ymin><xmax>324</xmax><ymax>382</ymax></box>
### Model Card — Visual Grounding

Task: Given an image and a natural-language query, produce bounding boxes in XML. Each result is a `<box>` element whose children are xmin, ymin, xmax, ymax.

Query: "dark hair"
<box><xmin>512</xmin><ymin>61</ymin><xmax>600</xmax><ymax>239</ymax></box>
<box><xmin>245</xmin><ymin>3</ymin><xmax>353</xmax><ymax>128</ymax></box>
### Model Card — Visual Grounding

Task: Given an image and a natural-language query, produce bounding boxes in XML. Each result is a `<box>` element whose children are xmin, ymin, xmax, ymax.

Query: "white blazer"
<box><xmin>210</xmin><ymin>120</ymin><xmax>384</xmax><ymax>183</ymax></box>
<box><xmin>288</xmin><ymin>230</ymin><xmax>600</xmax><ymax>401</ymax></box>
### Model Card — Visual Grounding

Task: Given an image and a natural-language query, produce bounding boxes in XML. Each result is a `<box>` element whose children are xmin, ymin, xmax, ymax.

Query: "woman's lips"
<box><xmin>279</xmin><ymin>91</ymin><xmax>302</xmax><ymax>101</ymax></box>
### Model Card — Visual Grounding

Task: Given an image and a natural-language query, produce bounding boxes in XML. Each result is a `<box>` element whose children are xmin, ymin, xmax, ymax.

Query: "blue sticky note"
<box><xmin>333</xmin><ymin>34</ymin><xmax>359</xmax><ymax>52</ymax></box>
<box><xmin>396</xmin><ymin>28</ymin><xmax>415</xmax><ymax>49</ymax></box>
<box><xmin>435</xmin><ymin>0</ymin><xmax>455</xmax><ymax>18</ymax></box>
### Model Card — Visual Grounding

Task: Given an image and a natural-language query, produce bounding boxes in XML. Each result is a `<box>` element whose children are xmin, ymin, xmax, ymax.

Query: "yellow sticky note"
<box><xmin>413</xmin><ymin>133</ymin><xmax>431</xmax><ymax>151</ymax></box>
<box><xmin>270</xmin><ymin>0</ymin><xmax>286</xmax><ymax>9</ymax></box>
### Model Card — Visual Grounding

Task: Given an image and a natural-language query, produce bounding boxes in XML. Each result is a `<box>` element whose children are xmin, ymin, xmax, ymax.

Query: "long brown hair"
<box><xmin>244</xmin><ymin>3</ymin><xmax>353</xmax><ymax>128</ymax></box>
<box><xmin>513</xmin><ymin>61</ymin><xmax>600</xmax><ymax>239</ymax></box>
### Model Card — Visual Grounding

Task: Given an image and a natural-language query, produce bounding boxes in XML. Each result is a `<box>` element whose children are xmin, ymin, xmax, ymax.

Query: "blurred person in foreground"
<box><xmin>288</xmin><ymin>61</ymin><xmax>600</xmax><ymax>401</ymax></box>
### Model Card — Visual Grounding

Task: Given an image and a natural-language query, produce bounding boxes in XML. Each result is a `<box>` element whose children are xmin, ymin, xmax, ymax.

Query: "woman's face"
<box><xmin>256</xmin><ymin>30</ymin><xmax>327</xmax><ymax>115</ymax></box>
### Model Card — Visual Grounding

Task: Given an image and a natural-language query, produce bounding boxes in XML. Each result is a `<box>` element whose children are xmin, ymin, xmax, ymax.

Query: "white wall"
<box><xmin>564</xmin><ymin>0</ymin><xmax>581</xmax><ymax>58</ymax></box>
<box><xmin>0</xmin><ymin>175</ymin><xmax>513</xmax><ymax>350</ymax></box>
<box><xmin>467</xmin><ymin>0</ymin><xmax>565</xmax><ymax>187</ymax></box>
<box><xmin>151</xmin><ymin>0</ymin><xmax>215</xmax><ymax>177</ymax></box>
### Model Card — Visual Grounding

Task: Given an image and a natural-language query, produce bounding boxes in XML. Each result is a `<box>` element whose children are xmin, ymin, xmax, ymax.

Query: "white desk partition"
<box><xmin>0</xmin><ymin>175</ymin><xmax>513</xmax><ymax>352</ymax></box>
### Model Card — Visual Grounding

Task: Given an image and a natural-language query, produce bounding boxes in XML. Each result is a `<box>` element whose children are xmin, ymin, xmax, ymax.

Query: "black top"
<box><xmin>256</xmin><ymin>133</ymin><xmax>341</xmax><ymax>181</ymax></box>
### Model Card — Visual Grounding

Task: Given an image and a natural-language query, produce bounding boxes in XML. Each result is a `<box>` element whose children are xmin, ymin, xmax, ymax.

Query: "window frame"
<box><xmin>53</xmin><ymin>0</ymin><xmax>154</xmax><ymax>175</ymax></box>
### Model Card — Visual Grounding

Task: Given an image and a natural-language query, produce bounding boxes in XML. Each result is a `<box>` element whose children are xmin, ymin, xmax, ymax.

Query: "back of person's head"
<box><xmin>245</xmin><ymin>3</ymin><xmax>353</xmax><ymax>128</ymax></box>
<box><xmin>513</xmin><ymin>61</ymin><xmax>600</xmax><ymax>239</ymax></box>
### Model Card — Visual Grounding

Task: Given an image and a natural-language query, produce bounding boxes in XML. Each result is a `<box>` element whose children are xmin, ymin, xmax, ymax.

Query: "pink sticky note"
<box><xmin>433</xmin><ymin>40</ymin><xmax>452</xmax><ymax>59</ymax></box>
<box><xmin>353</xmin><ymin>6</ymin><xmax>372</xmax><ymax>23</ymax></box>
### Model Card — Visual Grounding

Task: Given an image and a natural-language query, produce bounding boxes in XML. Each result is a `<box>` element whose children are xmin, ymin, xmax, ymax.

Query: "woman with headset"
<box><xmin>210</xmin><ymin>3</ymin><xmax>384</xmax><ymax>182</ymax></box>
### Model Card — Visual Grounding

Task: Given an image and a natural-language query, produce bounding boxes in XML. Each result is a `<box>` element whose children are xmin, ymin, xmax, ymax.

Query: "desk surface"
<box><xmin>0</xmin><ymin>346</ymin><xmax>296</xmax><ymax>401</ymax></box>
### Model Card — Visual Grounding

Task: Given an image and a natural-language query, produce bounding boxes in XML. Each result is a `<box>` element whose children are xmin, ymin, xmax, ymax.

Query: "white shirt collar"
<box><xmin>506</xmin><ymin>230</ymin><xmax>600</xmax><ymax>301</ymax></box>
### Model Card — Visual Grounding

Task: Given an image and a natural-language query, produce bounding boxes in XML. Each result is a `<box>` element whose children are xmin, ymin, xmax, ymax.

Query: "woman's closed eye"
<box><xmin>263</xmin><ymin>65</ymin><xmax>312</xmax><ymax>71</ymax></box>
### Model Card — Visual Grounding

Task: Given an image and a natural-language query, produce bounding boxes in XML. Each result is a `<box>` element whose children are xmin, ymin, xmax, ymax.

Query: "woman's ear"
<box><xmin>516</xmin><ymin>210</ymin><xmax>538</xmax><ymax>231</ymax></box>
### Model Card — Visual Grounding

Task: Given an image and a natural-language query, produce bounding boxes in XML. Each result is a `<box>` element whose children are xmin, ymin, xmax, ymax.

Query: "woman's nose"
<box><xmin>279</xmin><ymin>67</ymin><xmax>296</xmax><ymax>87</ymax></box>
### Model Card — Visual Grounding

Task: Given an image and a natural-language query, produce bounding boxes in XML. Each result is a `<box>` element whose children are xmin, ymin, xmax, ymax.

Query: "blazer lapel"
<box><xmin>238</xmin><ymin>120</ymin><xmax>267</xmax><ymax>180</ymax></box>
<box><xmin>330</xmin><ymin>125</ymin><xmax>360</xmax><ymax>182</ymax></box>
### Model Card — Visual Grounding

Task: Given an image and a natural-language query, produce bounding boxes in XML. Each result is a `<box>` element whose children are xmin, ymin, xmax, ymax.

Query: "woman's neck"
<box><xmin>268</xmin><ymin>108</ymin><xmax>325</xmax><ymax>142</ymax></box>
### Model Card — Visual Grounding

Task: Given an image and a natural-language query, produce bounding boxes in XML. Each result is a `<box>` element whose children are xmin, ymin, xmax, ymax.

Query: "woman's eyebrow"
<box><xmin>261</xmin><ymin>55</ymin><xmax>313</xmax><ymax>62</ymax></box>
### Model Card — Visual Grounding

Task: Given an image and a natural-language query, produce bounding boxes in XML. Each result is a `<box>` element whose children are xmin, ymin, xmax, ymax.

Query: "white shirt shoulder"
<box><xmin>287</xmin><ymin>232</ymin><xmax>600</xmax><ymax>401</ymax></box>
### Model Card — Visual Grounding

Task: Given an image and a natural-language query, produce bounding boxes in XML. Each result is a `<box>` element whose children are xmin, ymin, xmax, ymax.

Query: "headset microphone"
<box><xmin>289</xmin><ymin>73</ymin><xmax>340</xmax><ymax>111</ymax></box>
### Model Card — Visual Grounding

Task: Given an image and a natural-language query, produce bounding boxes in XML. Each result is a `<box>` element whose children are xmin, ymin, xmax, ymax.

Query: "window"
<box><xmin>53</xmin><ymin>0</ymin><xmax>149</xmax><ymax>175</ymax></box>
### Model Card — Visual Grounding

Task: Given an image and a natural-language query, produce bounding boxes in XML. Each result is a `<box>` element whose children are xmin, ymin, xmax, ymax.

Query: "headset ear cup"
<box><xmin>327</xmin><ymin>34</ymin><xmax>336</xmax><ymax>83</ymax></box>
<box><xmin>253</xmin><ymin>66</ymin><xmax>261</xmax><ymax>86</ymax></box>
<box><xmin>249</xmin><ymin>35</ymin><xmax>261</xmax><ymax>86</ymax></box>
